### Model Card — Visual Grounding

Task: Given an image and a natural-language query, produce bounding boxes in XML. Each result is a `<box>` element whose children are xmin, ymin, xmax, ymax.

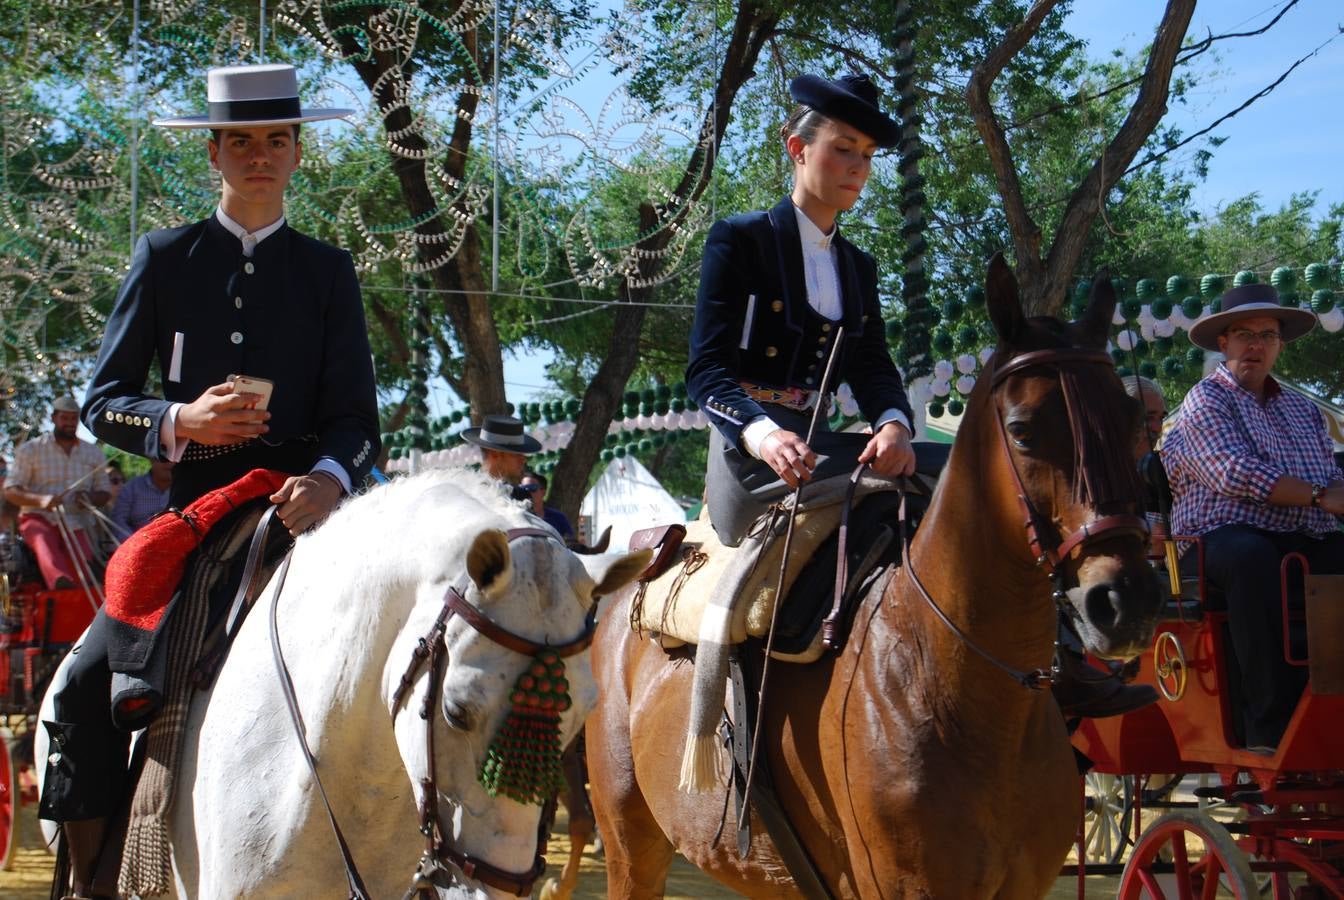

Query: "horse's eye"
<box><xmin>1006</xmin><ymin>421</ymin><xmax>1032</xmax><ymax>448</ymax></box>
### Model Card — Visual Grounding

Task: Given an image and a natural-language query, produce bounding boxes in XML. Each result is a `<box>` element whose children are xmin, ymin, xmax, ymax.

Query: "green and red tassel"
<box><xmin>479</xmin><ymin>649</ymin><xmax>571</xmax><ymax>805</ymax></box>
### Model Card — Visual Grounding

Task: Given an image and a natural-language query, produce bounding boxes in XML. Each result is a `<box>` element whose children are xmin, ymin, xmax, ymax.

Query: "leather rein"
<box><xmin>270</xmin><ymin>525</ymin><xmax>592</xmax><ymax>899</ymax></box>
<box><xmin>899</xmin><ymin>346</ymin><xmax>1149</xmax><ymax>690</ymax></box>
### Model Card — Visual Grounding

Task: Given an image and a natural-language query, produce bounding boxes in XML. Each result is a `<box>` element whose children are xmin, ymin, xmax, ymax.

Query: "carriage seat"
<box><xmin>1143</xmin><ymin>454</ymin><xmax>1312</xmax><ymax>662</ymax></box>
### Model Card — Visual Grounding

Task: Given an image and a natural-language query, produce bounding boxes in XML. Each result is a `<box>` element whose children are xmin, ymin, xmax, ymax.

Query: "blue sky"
<box><xmin>1063</xmin><ymin>0</ymin><xmax>1342</xmax><ymax>217</ymax></box>
<box><xmin>471</xmin><ymin>1</ymin><xmax>1344</xmax><ymax>407</ymax></box>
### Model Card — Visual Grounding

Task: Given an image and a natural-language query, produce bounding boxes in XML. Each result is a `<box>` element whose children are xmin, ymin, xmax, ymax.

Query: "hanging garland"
<box><xmin>890</xmin><ymin>1</ymin><xmax>932</xmax><ymax>380</ymax></box>
<box><xmin>385</xmin><ymin>259</ymin><xmax>1342</xmax><ymax>464</ymax></box>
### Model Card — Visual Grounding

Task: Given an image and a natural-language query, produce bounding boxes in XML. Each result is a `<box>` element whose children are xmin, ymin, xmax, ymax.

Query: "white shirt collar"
<box><xmin>793</xmin><ymin>204</ymin><xmax>836</xmax><ymax>251</ymax></box>
<box><xmin>215</xmin><ymin>207</ymin><xmax>286</xmax><ymax>254</ymax></box>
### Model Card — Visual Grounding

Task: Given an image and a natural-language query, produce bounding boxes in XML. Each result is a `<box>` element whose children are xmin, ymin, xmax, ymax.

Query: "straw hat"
<box><xmin>1187</xmin><ymin>284</ymin><xmax>1316</xmax><ymax>352</ymax></box>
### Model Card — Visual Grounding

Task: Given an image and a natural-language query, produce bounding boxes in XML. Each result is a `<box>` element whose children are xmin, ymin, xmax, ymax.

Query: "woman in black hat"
<box><xmin>685</xmin><ymin>73</ymin><xmax>915</xmax><ymax>545</ymax></box>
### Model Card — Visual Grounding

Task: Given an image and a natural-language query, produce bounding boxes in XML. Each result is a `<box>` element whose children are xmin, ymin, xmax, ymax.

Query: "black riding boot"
<box><xmin>61</xmin><ymin>817</ymin><xmax>116</xmax><ymax>899</ymax></box>
<box><xmin>1051</xmin><ymin>618</ymin><xmax>1158</xmax><ymax>719</ymax></box>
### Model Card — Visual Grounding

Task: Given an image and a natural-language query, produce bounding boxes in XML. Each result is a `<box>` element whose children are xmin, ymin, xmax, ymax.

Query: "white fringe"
<box><xmin>678</xmin><ymin>732</ymin><xmax>724</xmax><ymax>793</ymax></box>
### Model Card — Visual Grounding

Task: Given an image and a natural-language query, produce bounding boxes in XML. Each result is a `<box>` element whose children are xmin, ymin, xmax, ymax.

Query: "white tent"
<box><xmin>580</xmin><ymin>456</ymin><xmax>686</xmax><ymax>551</ymax></box>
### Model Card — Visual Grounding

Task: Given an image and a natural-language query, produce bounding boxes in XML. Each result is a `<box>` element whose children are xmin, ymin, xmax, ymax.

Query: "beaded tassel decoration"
<box><xmin>479</xmin><ymin>648</ymin><xmax>572</xmax><ymax>805</ymax></box>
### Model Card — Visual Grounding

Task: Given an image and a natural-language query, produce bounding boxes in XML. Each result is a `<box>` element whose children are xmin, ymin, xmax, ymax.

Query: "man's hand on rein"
<box><xmin>760</xmin><ymin>429</ymin><xmax>817</xmax><ymax>489</ymax></box>
<box><xmin>859</xmin><ymin>421</ymin><xmax>917</xmax><ymax>478</ymax></box>
<box><xmin>270</xmin><ymin>471</ymin><xmax>343</xmax><ymax>536</ymax></box>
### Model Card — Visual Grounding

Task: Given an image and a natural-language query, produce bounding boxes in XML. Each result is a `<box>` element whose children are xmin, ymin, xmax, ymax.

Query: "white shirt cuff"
<box><xmin>312</xmin><ymin>458</ymin><xmax>352</xmax><ymax>495</ymax></box>
<box><xmin>741</xmin><ymin>415</ymin><xmax>782</xmax><ymax>459</ymax></box>
<box><xmin>161</xmin><ymin>404</ymin><xmax>188</xmax><ymax>462</ymax></box>
<box><xmin>873</xmin><ymin>409</ymin><xmax>912</xmax><ymax>436</ymax></box>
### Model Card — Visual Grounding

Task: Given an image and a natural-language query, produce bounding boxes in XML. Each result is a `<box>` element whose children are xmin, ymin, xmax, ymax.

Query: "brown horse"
<box><xmin>584</xmin><ymin>256</ymin><xmax>1163</xmax><ymax>898</ymax></box>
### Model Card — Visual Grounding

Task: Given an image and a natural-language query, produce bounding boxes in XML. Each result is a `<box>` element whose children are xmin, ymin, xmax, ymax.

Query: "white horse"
<box><xmin>39</xmin><ymin>469</ymin><xmax>650</xmax><ymax>898</ymax></box>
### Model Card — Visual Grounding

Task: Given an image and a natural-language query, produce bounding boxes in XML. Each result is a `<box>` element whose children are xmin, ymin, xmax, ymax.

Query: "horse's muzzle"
<box><xmin>1066</xmin><ymin>563</ymin><xmax>1162</xmax><ymax>659</ymax></box>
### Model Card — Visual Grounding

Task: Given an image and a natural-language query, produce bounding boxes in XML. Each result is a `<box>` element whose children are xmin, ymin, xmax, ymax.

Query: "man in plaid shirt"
<box><xmin>1163</xmin><ymin>284</ymin><xmax>1344</xmax><ymax>751</ymax></box>
<box><xmin>2</xmin><ymin>396</ymin><xmax>111</xmax><ymax>589</ymax></box>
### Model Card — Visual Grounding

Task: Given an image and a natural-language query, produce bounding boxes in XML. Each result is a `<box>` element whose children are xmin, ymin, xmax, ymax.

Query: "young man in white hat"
<box><xmin>1162</xmin><ymin>283</ymin><xmax>1344</xmax><ymax>752</ymax></box>
<box><xmin>48</xmin><ymin>64</ymin><xmax>380</xmax><ymax>897</ymax></box>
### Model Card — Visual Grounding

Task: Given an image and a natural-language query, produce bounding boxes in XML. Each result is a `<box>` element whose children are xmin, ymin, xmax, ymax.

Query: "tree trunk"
<box><xmin>547</xmin><ymin>0</ymin><xmax>780</xmax><ymax>521</ymax></box>
<box><xmin>337</xmin><ymin>12</ymin><xmax>508</xmax><ymax>422</ymax></box>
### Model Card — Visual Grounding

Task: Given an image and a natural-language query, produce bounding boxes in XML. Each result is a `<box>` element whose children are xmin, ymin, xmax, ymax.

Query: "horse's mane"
<box><xmin>290</xmin><ymin>467</ymin><xmax>536</xmax><ymax>598</ymax></box>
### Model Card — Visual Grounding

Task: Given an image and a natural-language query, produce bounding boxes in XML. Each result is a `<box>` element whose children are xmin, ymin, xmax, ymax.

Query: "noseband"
<box><xmin>899</xmin><ymin>346</ymin><xmax>1148</xmax><ymax>691</ymax></box>
<box><xmin>392</xmin><ymin>525</ymin><xmax>595</xmax><ymax>899</ymax></box>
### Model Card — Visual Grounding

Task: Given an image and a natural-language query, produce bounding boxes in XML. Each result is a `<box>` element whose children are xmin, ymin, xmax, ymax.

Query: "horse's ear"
<box><xmin>985</xmin><ymin>252</ymin><xmax>1025</xmax><ymax>344</ymax></box>
<box><xmin>578</xmin><ymin>548</ymin><xmax>653</xmax><ymax>599</ymax></box>
<box><xmin>1079</xmin><ymin>268</ymin><xmax>1117</xmax><ymax>347</ymax></box>
<box><xmin>466</xmin><ymin>528</ymin><xmax>512</xmax><ymax>597</ymax></box>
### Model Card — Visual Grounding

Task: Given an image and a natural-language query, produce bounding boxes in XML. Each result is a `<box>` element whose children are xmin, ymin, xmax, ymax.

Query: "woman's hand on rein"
<box><xmin>859</xmin><ymin>421</ymin><xmax>916</xmax><ymax>478</ymax></box>
<box><xmin>760</xmin><ymin>429</ymin><xmax>817</xmax><ymax>489</ymax></box>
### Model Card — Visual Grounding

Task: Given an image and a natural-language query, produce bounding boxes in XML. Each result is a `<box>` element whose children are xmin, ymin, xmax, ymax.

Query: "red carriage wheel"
<box><xmin>1118</xmin><ymin>810</ymin><xmax>1257</xmax><ymax>899</ymax></box>
<box><xmin>0</xmin><ymin>735</ymin><xmax>15</xmax><ymax>871</ymax></box>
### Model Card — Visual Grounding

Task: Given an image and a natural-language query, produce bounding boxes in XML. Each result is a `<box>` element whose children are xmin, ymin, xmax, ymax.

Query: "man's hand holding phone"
<box><xmin>175</xmin><ymin>378</ymin><xmax>272</xmax><ymax>446</ymax></box>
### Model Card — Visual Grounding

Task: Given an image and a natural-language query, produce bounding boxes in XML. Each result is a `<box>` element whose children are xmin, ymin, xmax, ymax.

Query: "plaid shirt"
<box><xmin>8</xmin><ymin>433</ymin><xmax>110</xmax><ymax>527</ymax></box>
<box><xmin>109</xmin><ymin>473</ymin><xmax>170</xmax><ymax>534</ymax></box>
<box><xmin>1162</xmin><ymin>364</ymin><xmax>1343</xmax><ymax>539</ymax></box>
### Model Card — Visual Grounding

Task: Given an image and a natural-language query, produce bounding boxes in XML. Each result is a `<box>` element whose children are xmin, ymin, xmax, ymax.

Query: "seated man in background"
<box><xmin>110</xmin><ymin>459</ymin><xmax>174</xmax><ymax>535</ymax></box>
<box><xmin>1125</xmin><ymin>374</ymin><xmax>1167</xmax><ymax>463</ymax></box>
<box><xmin>1162</xmin><ymin>284</ymin><xmax>1344</xmax><ymax>752</ymax></box>
<box><xmin>521</xmin><ymin>470</ymin><xmax>575</xmax><ymax>542</ymax></box>
<box><xmin>1124</xmin><ymin>374</ymin><xmax>1169</xmax><ymax>554</ymax></box>
<box><xmin>3</xmin><ymin>396</ymin><xmax>111</xmax><ymax>589</ymax></box>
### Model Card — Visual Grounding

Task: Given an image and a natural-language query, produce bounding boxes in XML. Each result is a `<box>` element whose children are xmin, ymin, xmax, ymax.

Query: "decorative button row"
<box><xmin>703</xmin><ymin>397</ymin><xmax>744</xmax><ymax>424</ymax></box>
<box><xmin>104</xmin><ymin>411</ymin><xmax>151</xmax><ymax>428</ymax></box>
<box><xmin>231</xmin><ymin>332</ymin><xmax>244</xmax><ymax>345</ymax></box>
<box><xmin>352</xmin><ymin>439</ymin><xmax>373</xmax><ymax>468</ymax></box>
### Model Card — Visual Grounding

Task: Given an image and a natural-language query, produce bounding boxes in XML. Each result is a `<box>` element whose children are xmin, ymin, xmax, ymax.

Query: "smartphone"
<box><xmin>230</xmin><ymin>375</ymin><xmax>275</xmax><ymax>411</ymax></box>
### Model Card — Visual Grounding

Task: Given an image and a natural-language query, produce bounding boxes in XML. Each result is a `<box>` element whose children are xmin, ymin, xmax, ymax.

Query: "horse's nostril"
<box><xmin>1083</xmin><ymin>583</ymin><xmax>1121</xmax><ymax>632</ymax></box>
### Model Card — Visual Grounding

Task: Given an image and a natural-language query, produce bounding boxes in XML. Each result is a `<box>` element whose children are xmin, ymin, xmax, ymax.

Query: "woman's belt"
<box><xmin>739</xmin><ymin>381</ymin><xmax>831</xmax><ymax>413</ymax></box>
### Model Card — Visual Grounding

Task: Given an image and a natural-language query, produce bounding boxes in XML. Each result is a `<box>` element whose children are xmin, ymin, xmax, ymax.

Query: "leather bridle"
<box><xmin>988</xmin><ymin>348</ymin><xmax>1151</xmax><ymax>578</ymax></box>
<box><xmin>897</xmin><ymin>346</ymin><xmax>1149</xmax><ymax>690</ymax></box>
<box><xmin>270</xmin><ymin>524</ymin><xmax>593</xmax><ymax>899</ymax></box>
<box><xmin>392</xmin><ymin>525</ymin><xmax>595</xmax><ymax>898</ymax></box>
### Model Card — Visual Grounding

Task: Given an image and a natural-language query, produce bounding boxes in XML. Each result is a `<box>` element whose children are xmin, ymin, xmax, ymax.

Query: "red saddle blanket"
<box><xmin>104</xmin><ymin>468</ymin><xmax>289</xmax><ymax>633</ymax></box>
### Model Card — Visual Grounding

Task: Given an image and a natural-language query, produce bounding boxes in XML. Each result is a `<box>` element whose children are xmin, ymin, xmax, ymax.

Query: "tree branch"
<box><xmin>546</xmin><ymin>1</ymin><xmax>779</xmax><ymax>521</ymax></box>
<box><xmin>964</xmin><ymin>0</ymin><xmax>1061</xmax><ymax>293</ymax></box>
<box><xmin>1042</xmin><ymin>0</ymin><xmax>1195</xmax><ymax>313</ymax></box>
<box><xmin>1124</xmin><ymin>27</ymin><xmax>1342</xmax><ymax>177</ymax></box>
<box><xmin>772</xmin><ymin>28</ymin><xmax>892</xmax><ymax>81</ymax></box>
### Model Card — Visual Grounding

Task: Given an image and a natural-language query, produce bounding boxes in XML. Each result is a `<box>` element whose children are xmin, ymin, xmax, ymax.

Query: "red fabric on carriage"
<box><xmin>103</xmin><ymin>468</ymin><xmax>290</xmax><ymax>632</ymax></box>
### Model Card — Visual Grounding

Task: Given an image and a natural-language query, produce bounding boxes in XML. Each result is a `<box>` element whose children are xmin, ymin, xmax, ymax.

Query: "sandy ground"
<box><xmin>1</xmin><ymin>798</ymin><xmax>1119</xmax><ymax>898</ymax></box>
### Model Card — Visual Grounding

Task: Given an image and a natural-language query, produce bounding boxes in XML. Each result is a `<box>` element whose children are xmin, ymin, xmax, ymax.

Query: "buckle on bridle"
<box><xmin>1023</xmin><ymin>667</ymin><xmax>1056</xmax><ymax>690</ymax></box>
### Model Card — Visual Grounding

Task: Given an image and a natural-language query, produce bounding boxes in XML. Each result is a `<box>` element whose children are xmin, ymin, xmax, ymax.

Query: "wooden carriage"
<box><xmin>1069</xmin><ymin>527</ymin><xmax>1344</xmax><ymax>898</ymax></box>
<box><xmin>0</xmin><ymin>536</ymin><xmax>100</xmax><ymax>870</ymax></box>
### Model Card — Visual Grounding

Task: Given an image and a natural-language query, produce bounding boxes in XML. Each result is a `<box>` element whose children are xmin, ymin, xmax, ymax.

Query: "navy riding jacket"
<box><xmin>82</xmin><ymin>215</ymin><xmax>380</xmax><ymax>486</ymax></box>
<box><xmin>685</xmin><ymin>196</ymin><xmax>912</xmax><ymax>449</ymax></box>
